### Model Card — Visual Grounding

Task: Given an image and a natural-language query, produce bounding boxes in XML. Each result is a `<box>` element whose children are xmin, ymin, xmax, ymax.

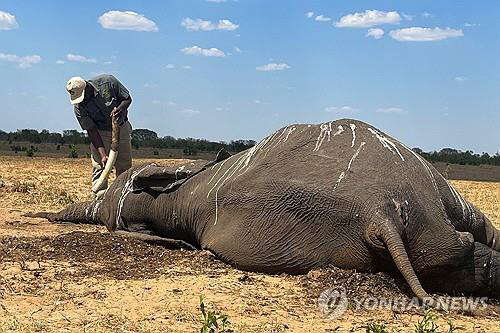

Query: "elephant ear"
<box><xmin>202</xmin><ymin>148</ymin><xmax>232</xmax><ymax>168</ymax></box>
<box><xmin>132</xmin><ymin>163</ymin><xmax>203</xmax><ymax>193</ymax></box>
<box><xmin>131</xmin><ymin>149</ymin><xmax>232</xmax><ymax>194</ymax></box>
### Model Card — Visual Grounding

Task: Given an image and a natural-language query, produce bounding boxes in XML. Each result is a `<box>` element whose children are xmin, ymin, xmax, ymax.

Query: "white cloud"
<box><xmin>166</xmin><ymin>64</ymin><xmax>175</xmax><ymax>69</ymax></box>
<box><xmin>235</xmin><ymin>47</ymin><xmax>242</xmax><ymax>53</ymax></box>
<box><xmin>325</xmin><ymin>106</ymin><xmax>357</xmax><ymax>113</ymax></box>
<box><xmin>206</xmin><ymin>0</ymin><xmax>227</xmax><ymax>2</ymax></box>
<box><xmin>181</xmin><ymin>18</ymin><xmax>238</xmax><ymax>31</ymax></box>
<box><xmin>143</xmin><ymin>83</ymin><xmax>158</xmax><ymax>88</ymax></box>
<box><xmin>182</xmin><ymin>18</ymin><xmax>213</xmax><ymax>31</ymax></box>
<box><xmin>306</xmin><ymin>12</ymin><xmax>314</xmax><ymax>19</ymax></box>
<box><xmin>55</xmin><ymin>60</ymin><xmax>65</xmax><ymax>65</ymax></box>
<box><xmin>389</xmin><ymin>27</ymin><xmax>463</xmax><ymax>42</ymax></box>
<box><xmin>315</xmin><ymin>15</ymin><xmax>331</xmax><ymax>22</ymax></box>
<box><xmin>254</xmin><ymin>99</ymin><xmax>261</xmax><ymax>104</ymax></box>
<box><xmin>98</xmin><ymin>11</ymin><xmax>158</xmax><ymax>32</ymax></box>
<box><xmin>0</xmin><ymin>11</ymin><xmax>18</xmax><ymax>30</ymax></box>
<box><xmin>256</xmin><ymin>63</ymin><xmax>290</xmax><ymax>71</ymax></box>
<box><xmin>182</xmin><ymin>65</ymin><xmax>192</xmax><ymax>69</ymax></box>
<box><xmin>67</xmin><ymin>53</ymin><xmax>97</xmax><ymax>63</ymax></box>
<box><xmin>455</xmin><ymin>76</ymin><xmax>467</xmax><ymax>82</ymax></box>
<box><xmin>181</xmin><ymin>45</ymin><xmax>226</xmax><ymax>57</ymax></box>
<box><xmin>366</xmin><ymin>28</ymin><xmax>384</xmax><ymax>39</ymax></box>
<box><xmin>335</xmin><ymin>10</ymin><xmax>401</xmax><ymax>28</ymax></box>
<box><xmin>0</xmin><ymin>53</ymin><xmax>41</xmax><ymax>68</ymax></box>
<box><xmin>217</xmin><ymin>19</ymin><xmax>239</xmax><ymax>31</ymax></box>
<box><xmin>375</xmin><ymin>107</ymin><xmax>404</xmax><ymax>113</ymax></box>
<box><xmin>464</xmin><ymin>23</ymin><xmax>480</xmax><ymax>27</ymax></box>
<box><xmin>422</xmin><ymin>12</ymin><xmax>433</xmax><ymax>18</ymax></box>
<box><xmin>178</xmin><ymin>109</ymin><xmax>200</xmax><ymax>115</ymax></box>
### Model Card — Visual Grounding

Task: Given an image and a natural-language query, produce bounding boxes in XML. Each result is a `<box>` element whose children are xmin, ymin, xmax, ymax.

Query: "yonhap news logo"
<box><xmin>317</xmin><ymin>287</ymin><xmax>488</xmax><ymax>319</ymax></box>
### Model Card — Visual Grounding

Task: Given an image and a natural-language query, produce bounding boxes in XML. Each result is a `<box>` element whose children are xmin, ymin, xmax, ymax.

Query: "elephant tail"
<box><xmin>23</xmin><ymin>201</ymin><xmax>101</xmax><ymax>225</ymax></box>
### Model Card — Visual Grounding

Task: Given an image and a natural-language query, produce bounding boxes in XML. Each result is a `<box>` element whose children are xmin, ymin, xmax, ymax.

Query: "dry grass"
<box><xmin>451</xmin><ymin>180</ymin><xmax>500</xmax><ymax>228</ymax></box>
<box><xmin>0</xmin><ymin>156</ymin><xmax>499</xmax><ymax>332</ymax></box>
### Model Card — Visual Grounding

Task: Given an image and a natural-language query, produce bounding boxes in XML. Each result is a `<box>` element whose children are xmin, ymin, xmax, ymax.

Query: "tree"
<box><xmin>131</xmin><ymin>129</ymin><xmax>158</xmax><ymax>142</ymax></box>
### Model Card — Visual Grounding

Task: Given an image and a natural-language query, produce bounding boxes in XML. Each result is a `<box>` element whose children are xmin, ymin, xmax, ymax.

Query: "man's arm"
<box><xmin>111</xmin><ymin>96</ymin><xmax>132</xmax><ymax>122</ymax></box>
<box><xmin>87</xmin><ymin>128</ymin><xmax>108</xmax><ymax>166</ymax></box>
<box><xmin>74</xmin><ymin>105</ymin><xmax>108</xmax><ymax>166</ymax></box>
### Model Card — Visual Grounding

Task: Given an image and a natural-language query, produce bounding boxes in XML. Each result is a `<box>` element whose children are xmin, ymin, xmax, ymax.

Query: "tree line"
<box><xmin>412</xmin><ymin>148</ymin><xmax>500</xmax><ymax>166</ymax></box>
<box><xmin>0</xmin><ymin>128</ymin><xmax>256</xmax><ymax>154</ymax></box>
<box><xmin>1</xmin><ymin>128</ymin><xmax>499</xmax><ymax>165</ymax></box>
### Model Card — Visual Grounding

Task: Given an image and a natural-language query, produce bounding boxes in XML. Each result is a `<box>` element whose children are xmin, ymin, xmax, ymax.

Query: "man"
<box><xmin>66</xmin><ymin>74</ymin><xmax>133</xmax><ymax>198</ymax></box>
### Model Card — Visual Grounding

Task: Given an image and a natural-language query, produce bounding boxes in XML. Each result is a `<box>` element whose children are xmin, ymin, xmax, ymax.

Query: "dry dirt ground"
<box><xmin>0</xmin><ymin>156</ymin><xmax>499</xmax><ymax>333</ymax></box>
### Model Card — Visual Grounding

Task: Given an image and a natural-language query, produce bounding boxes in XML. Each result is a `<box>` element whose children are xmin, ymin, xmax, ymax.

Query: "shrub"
<box><xmin>68</xmin><ymin>144</ymin><xmax>78</xmax><ymax>158</ymax></box>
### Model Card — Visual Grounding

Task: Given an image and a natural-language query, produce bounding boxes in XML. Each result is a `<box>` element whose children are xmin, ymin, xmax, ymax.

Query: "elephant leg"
<box><xmin>423</xmin><ymin>240</ymin><xmax>500</xmax><ymax>297</ymax></box>
<box><xmin>112</xmin><ymin>231</ymin><xmax>197</xmax><ymax>250</ymax></box>
<box><xmin>464</xmin><ymin>206</ymin><xmax>500</xmax><ymax>252</ymax></box>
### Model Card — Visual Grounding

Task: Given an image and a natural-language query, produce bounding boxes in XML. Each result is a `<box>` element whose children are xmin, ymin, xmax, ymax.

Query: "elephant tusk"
<box><xmin>92</xmin><ymin>115</ymin><xmax>121</xmax><ymax>194</ymax></box>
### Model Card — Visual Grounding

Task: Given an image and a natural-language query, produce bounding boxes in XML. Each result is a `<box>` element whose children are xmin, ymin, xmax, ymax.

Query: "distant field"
<box><xmin>2</xmin><ymin>140</ymin><xmax>499</xmax><ymax>182</ymax></box>
<box><xmin>0</xmin><ymin>140</ymin><xmax>219</xmax><ymax>160</ymax></box>
<box><xmin>433</xmin><ymin>162</ymin><xmax>500</xmax><ymax>182</ymax></box>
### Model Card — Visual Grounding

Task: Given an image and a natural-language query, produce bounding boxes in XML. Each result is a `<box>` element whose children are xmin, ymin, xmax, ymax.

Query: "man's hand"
<box><xmin>97</xmin><ymin>146</ymin><xmax>108</xmax><ymax>167</ymax></box>
<box><xmin>101</xmin><ymin>155</ymin><xmax>109</xmax><ymax>167</ymax></box>
<box><xmin>111</xmin><ymin>106</ymin><xmax>128</xmax><ymax>123</ymax></box>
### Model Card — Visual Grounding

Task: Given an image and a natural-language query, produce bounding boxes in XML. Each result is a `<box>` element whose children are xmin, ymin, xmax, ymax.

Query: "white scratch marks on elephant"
<box><xmin>313</xmin><ymin>122</ymin><xmax>343</xmax><ymax>152</ymax></box>
<box><xmin>277</xmin><ymin>126</ymin><xmax>289</xmax><ymax>142</ymax></box>
<box><xmin>240</xmin><ymin>134</ymin><xmax>273</xmax><ymax>170</ymax></box>
<box><xmin>349</xmin><ymin>123</ymin><xmax>356</xmax><ymax>148</ymax></box>
<box><xmin>399</xmin><ymin>142</ymin><xmax>445</xmax><ymax>209</ymax></box>
<box><xmin>368</xmin><ymin>128</ymin><xmax>404</xmax><ymax>161</ymax></box>
<box><xmin>447</xmin><ymin>181</ymin><xmax>467</xmax><ymax>216</ymax></box>
<box><xmin>266</xmin><ymin>125</ymin><xmax>297</xmax><ymax>154</ymax></box>
<box><xmin>206</xmin><ymin>154</ymin><xmax>248</xmax><ymax>225</ymax></box>
<box><xmin>333</xmin><ymin>141</ymin><xmax>366</xmax><ymax>191</ymax></box>
<box><xmin>208</xmin><ymin>159</ymin><xmax>228</xmax><ymax>185</ymax></box>
<box><xmin>115</xmin><ymin>164</ymin><xmax>155</xmax><ymax>229</ymax></box>
<box><xmin>283</xmin><ymin>126</ymin><xmax>296</xmax><ymax>142</ymax></box>
<box><xmin>207</xmin><ymin>154</ymin><xmax>246</xmax><ymax>199</ymax></box>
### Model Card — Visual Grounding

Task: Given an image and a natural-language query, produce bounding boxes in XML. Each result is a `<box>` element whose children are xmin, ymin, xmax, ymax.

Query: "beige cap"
<box><xmin>66</xmin><ymin>77</ymin><xmax>86</xmax><ymax>105</ymax></box>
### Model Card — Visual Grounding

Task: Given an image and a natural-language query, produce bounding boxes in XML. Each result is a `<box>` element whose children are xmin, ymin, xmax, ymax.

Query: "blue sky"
<box><xmin>0</xmin><ymin>1</ymin><xmax>499</xmax><ymax>153</ymax></box>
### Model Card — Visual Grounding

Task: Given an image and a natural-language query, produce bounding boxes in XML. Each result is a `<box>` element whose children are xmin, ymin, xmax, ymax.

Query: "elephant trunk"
<box><xmin>24</xmin><ymin>201</ymin><xmax>101</xmax><ymax>225</ymax></box>
<box><xmin>92</xmin><ymin>115</ymin><xmax>121</xmax><ymax>194</ymax></box>
<box><xmin>380</xmin><ymin>223</ymin><xmax>432</xmax><ymax>303</ymax></box>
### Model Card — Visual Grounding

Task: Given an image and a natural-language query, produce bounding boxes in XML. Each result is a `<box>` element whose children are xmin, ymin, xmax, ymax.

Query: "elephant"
<box><xmin>27</xmin><ymin>118</ymin><xmax>500</xmax><ymax>304</ymax></box>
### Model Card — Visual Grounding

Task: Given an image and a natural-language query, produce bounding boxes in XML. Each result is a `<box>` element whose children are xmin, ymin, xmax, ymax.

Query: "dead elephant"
<box><xmin>28</xmin><ymin>118</ymin><xmax>500</xmax><ymax>304</ymax></box>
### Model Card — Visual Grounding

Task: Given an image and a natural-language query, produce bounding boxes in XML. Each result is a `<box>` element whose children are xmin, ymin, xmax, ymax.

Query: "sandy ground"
<box><xmin>0</xmin><ymin>156</ymin><xmax>499</xmax><ymax>332</ymax></box>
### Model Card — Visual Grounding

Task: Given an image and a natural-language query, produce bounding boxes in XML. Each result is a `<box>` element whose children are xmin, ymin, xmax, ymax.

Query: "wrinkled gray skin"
<box><xmin>29</xmin><ymin>119</ymin><xmax>500</xmax><ymax>302</ymax></box>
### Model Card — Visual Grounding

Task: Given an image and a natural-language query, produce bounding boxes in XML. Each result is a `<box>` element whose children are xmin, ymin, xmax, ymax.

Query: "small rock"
<box><xmin>307</xmin><ymin>269</ymin><xmax>323</xmax><ymax>280</ymax></box>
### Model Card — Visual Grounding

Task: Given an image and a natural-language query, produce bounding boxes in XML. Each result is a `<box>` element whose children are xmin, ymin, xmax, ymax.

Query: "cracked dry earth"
<box><xmin>0</xmin><ymin>156</ymin><xmax>499</xmax><ymax>332</ymax></box>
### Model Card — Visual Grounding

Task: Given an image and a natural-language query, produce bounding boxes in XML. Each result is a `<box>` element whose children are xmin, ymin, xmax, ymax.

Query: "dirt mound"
<box><xmin>0</xmin><ymin>231</ymin><xmax>231</xmax><ymax>281</ymax></box>
<box><xmin>0</xmin><ymin>231</ymin><xmax>418</xmax><ymax>303</ymax></box>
